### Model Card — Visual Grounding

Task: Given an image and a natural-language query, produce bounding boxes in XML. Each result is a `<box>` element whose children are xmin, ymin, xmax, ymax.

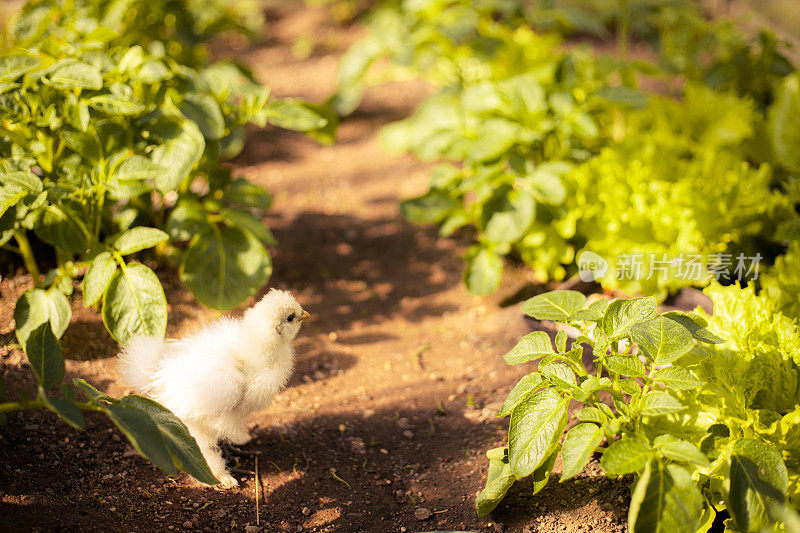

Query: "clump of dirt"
<box><xmin>1</xmin><ymin>3</ymin><xmax>634</xmax><ymax>532</ymax></box>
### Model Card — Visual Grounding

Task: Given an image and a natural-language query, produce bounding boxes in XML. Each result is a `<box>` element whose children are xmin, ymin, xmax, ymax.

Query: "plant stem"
<box><xmin>14</xmin><ymin>229</ymin><xmax>41</xmax><ymax>286</ymax></box>
<box><xmin>0</xmin><ymin>399</ymin><xmax>45</xmax><ymax>412</ymax></box>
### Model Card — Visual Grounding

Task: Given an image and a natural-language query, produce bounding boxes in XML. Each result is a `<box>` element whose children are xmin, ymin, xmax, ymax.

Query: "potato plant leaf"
<box><xmin>476</xmin><ymin>450</ymin><xmax>514</xmax><ymax>516</ymax></box>
<box><xmin>113</xmin><ymin>227</ymin><xmax>169</xmax><ymax>255</ymax></box>
<box><xmin>14</xmin><ymin>288</ymin><xmax>71</xmax><ymax>345</ymax></box>
<box><xmin>600</xmin><ymin>435</ymin><xmax>653</xmax><ymax>475</ymax></box>
<box><xmin>103</xmin><ymin>402</ymin><xmax>177</xmax><ymax>475</ymax></box>
<box><xmin>167</xmin><ymin>199</ymin><xmax>210</xmax><ymax>241</ymax></box>
<box><xmin>44</xmin><ymin>395</ymin><xmax>86</xmax><ymax>429</ymax></box>
<box><xmin>497</xmin><ymin>373</ymin><xmax>543</xmax><ymax>417</ymax></box>
<box><xmin>82</xmin><ymin>251</ymin><xmax>118</xmax><ymax>307</ymax></box>
<box><xmin>560</xmin><ymin>423</ymin><xmax>604</xmax><ymax>481</ymax></box>
<box><xmin>522</xmin><ymin>290</ymin><xmax>586</xmax><ymax>322</ymax></box>
<box><xmin>602</xmin><ymin>297</ymin><xmax>657</xmax><ymax>340</ymax></box>
<box><xmin>628</xmin><ymin>461</ymin><xmax>703</xmax><ymax>533</ymax></box>
<box><xmin>150</xmin><ymin>119</ymin><xmax>205</xmax><ymax>193</ymax></box>
<box><xmin>102</xmin><ymin>263</ymin><xmax>168</xmax><ymax>343</ymax></box>
<box><xmin>727</xmin><ymin>439</ymin><xmax>788</xmax><ymax>531</ymax></box>
<box><xmin>180</xmin><ymin>225</ymin><xmax>272</xmax><ymax>310</ymax></box>
<box><xmin>178</xmin><ymin>93</ymin><xmax>225</xmax><ymax>140</ymax></box>
<box><xmin>503</xmin><ymin>331</ymin><xmax>555</xmax><ymax>365</ymax></box>
<box><xmin>508</xmin><ymin>388</ymin><xmax>569</xmax><ymax>478</ymax></box>
<box><xmin>24</xmin><ymin>322</ymin><xmax>65</xmax><ymax>390</ymax></box>
<box><xmin>464</xmin><ymin>247</ymin><xmax>503</xmax><ymax>296</ymax></box>
<box><xmin>265</xmin><ymin>100</ymin><xmax>328</xmax><ymax>131</ymax></box>
<box><xmin>119</xmin><ymin>395</ymin><xmax>219</xmax><ymax>484</ymax></box>
<box><xmin>629</xmin><ymin>316</ymin><xmax>693</xmax><ymax>363</ymax></box>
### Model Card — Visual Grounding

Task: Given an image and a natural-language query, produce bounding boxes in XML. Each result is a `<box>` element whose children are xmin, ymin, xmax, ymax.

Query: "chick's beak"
<box><xmin>300</xmin><ymin>310</ymin><xmax>311</xmax><ymax>322</ymax></box>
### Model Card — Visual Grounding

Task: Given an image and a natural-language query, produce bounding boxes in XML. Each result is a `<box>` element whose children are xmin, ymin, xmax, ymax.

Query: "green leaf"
<box><xmin>65</xmin><ymin>98</ymin><xmax>90</xmax><ymax>131</ymax></box>
<box><xmin>103</xmin><ymin>402</ymin><xmax>177</xmax><ymax>475</ymax></box>
<box><xmin>467</xmin><ymin>118</ymin><xmax>518</xmax><ymax>162</ymax></box>
<box><xmin>0</xmin><ymin>170</ymin><xmax>43</xmax><ymax>194</ymax></box>
<box><xmin>476</xmin><ymin>451</ymin><xmax>514</xmax><ymax>516</ymax></box>
<box><xmin>575</xmin><ymin>406</ymin><xmax>609</xmax><ymax>425</ymax></box>
<box><xmin>180</xmin><ymin>226</ymin><xmax>272</xmax><ymax>310</ymax></box>
<box><xmin>167</xmin><ymin>199</ymin><xmax>210</xmax><ymax>241</ymax></box>
<box><xmin>641</xmin><ymin>391</ymin><xmax>685</xmax><ymax>416</ymax></box>
<box><xmin>88</xmin><ymin>94</ymin><xmax>146</xmax><ymax>115</ymax></box>
<box><xmin>480</xmin><ymin>187</ymin><xmax>536</xmax><ymax>244</ymax></box>
<box><xmin>102</xmin><ymin>263</ymin><xmax>167</xmax><ymax>344</ymax></box>
<box><xmin>464</xmin><ymin>247</ymin><xmax>503</xmax><ymax>296</ymax></box>
<box><xmin>522</xmin><ymin>290</ymin><xmax>586</xmax><ymax>322</ymax></box>
<box><xmin>503</xmin><ymin>331</ymin><xmax>555</xmax><ymax>365</ymax></box>
<box><xmin>220</xmin><ymin>207</ymin><xmax>277</xmax><ymax>246</ymax></box>
<box><xmin>301</xmin><ymin>102</ymin><xmax>340</xmax><ymax>145</ymax></box>
<box><xmin>49</xmin><ymin>61</ymin><xmax>103</xmax><ymax>90</ymax></box>
<box><xmin>727</xmin><ymin>439</ymin><xmax>788</xmax><ymax>531</ymax></box>
<box><xmin>602</xmin><ymin>297</ymin><xmax>657</xmax><ymax>339</ymax></box>
<box><xmin>0</xmin><ymin>55</ymin><xmax>41</xmax><ymax>80</ymax></box>
<box><xmin>604</xmin><ymin>354</ymin><xmax>646</xmax><ymax>377</ymax></box>
<box><xmin>178</xmin><ymin>93</ymin><xmax>225</xmax><ymax>141</ymax></box>
<box><xmin>73</xmin><ymin>378</ymin><xmax>115</xmax><ymax>403</ymax></box>
<box><xmin>628</xmin><ymin>461</ymin><xmax>703</xmax><ymax>533</ymax></box>
<box><xmin>661</xmin><ymin>311</ymin><xmax>724</xmax><ymax>344</ymax></box>
<box><xmin>112</xmin><ymin>155</ymin><xmax>165</xmax><ymax>181</ymax></box>
<box><xmin>113</xmin><ymin>227</ymin><xmax>169</xmax><ymax>255</ymax></box>
<box><xmin>539</xmin><ymin>362</ymin><xmax>576</xmax><ymax>389</ymax></box>
<box><xmin>60</xmin><ymin>130</ymin><xmax>102</xmax><ymax>162</ymax></box>
<box><xmin>531</xmin><ymin>449</ymin><xmax>558</xmax><ymax>495</ymax></box>
<box><xmin>265</xmin><ymin>100</ymin><xmax>328</xmax><ymax>131</ymax></box>
<box><xmin>601</xmin><ymin>435</ymin><xmax>653</xmax><ymax>475</ymax></box>
<box><xmin>560</xmin><ymin>423</ymin><xmax>604</xmax><ymax>481</ymax></box>
<box><xmin>223</xmin><ymin>179</ymin><xmax>273</xmax><ymax>209</ymax></box>
<box><xmin>82</xmin><ymin>251</ymin><xmax>118</xmax><ymax>307</ymax></box>
<box><xmin>508</xmin><ymin>388</ymin><xmax>569</xmax><ymax>478</ymax></box>
<box><xmin>150</xmin><ymin>119</ymin><xmax>205</xmax><ymax>193</ymax></box>
<box><xmin>14</xmin><ymin>288</ymin><xmax>71</xmax><ymax>345</ymax></box>
<box><xmin>400</xmin><ymin>190</ymin><xmax>458</xmax><ymax>225</ymax></box>
<box><xmin>568</xmin><ymin>298</ymin><xmax>608</xmax><ymax>323</ymax></box>
<box><xmin>24</xmin><ymin>322</ymin><xmax>65</xmax><ymax>389</ymax></box>
<box><xmin>44</xmin><ymin>395</ymin><xmax>86</xmax><ymax>429</ymax></box>
<box><xmin>652</xmin><ymin>367</ymin><xmax>704</xmax><ymax>390</ymax></box>
<box><xmin>630</xmin><ymin>317</ymin><xmax>693</xmax><ymax>364</ymax></box>
<box><xmin>497</xmin><ymin>373</ymin><xmax>543</xmax><ymax>417</ymax></box>
<box><xmin>654</xmin><ymin>438</ymin><xmax>708</xmax><ymax>467</ymax></box>
<box><xmin>35</xmin><ymin>205</ymin><xmax>90</xmax><ymax>255</ymax></box>
<box><xmin>119</xmin><ymin>396</ymin><xmax>218</xmax><ymax>484</ymax></box>
<box><xmin>768</xmin><ymin>73</ymin><xmax>800</xmax><ymax>172</ymax></box>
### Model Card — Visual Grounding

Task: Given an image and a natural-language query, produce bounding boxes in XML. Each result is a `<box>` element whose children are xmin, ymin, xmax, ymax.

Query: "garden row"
<box><xmin>0</xmin><ymin>0</ymin><xmax>336</xmax><ymax>482</ymax></box>
<box><xmin>335</xmin><ymin>0</ymin><xmax>800</xmax><ymax>530</ymax></box>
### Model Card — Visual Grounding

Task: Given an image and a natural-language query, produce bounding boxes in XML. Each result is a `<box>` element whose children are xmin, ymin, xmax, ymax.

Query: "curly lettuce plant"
<box><xmin>478</xmin><ymin>289</ymin><xmax>799</xmax><ymax>530</ymax></box>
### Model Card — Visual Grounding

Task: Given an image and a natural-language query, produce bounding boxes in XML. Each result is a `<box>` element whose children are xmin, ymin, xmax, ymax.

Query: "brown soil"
<box><xmin>0</xmin><ymin>3</ymin><xmax>637</xmax><ymax>532</ymax></box>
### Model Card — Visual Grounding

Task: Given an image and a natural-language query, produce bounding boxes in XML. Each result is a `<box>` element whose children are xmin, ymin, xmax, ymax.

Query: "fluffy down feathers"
<box><xmin>117</xmin><ymin>289</ymin><xmax>308</xmax><ymax>487</ymax></box>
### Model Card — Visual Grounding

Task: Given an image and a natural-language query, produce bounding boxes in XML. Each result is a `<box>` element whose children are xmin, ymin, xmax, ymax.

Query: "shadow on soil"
<box><xmin>0</xmin><ymin>398</ymin><xmax>629</xmax><ymax>533</ymax></box>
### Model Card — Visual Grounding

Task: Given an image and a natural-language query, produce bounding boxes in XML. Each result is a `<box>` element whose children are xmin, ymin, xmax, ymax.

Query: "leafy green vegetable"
<box><xmin>479</xmin><ymin>289</ymin><xmax>798</xmax><ymax>531</ymax></box>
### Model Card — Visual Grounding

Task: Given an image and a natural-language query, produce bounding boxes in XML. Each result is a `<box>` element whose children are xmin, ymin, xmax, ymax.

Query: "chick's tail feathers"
<box><xmin>117</xmin><ymin>336</ymin><xmax>166</xmax><ymax>392</ymax></box>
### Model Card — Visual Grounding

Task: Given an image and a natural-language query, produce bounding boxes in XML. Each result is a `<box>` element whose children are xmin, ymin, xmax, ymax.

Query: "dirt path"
<box><xmin>1</xmin><ymin>3</ymin><xmax>631</xmax><ymax>532</ymax></box>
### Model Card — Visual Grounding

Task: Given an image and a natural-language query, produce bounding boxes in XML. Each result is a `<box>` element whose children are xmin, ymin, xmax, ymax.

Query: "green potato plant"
<box><xmin>0</xmin><ymin>0</ymin><xmax>336</xmax><ymax>343</ymax></box>
<box><xmin>0</xmin><ymin>320</ymin><xmax>220</xmax><ymax>485</ymax></box>
<box><xmin>479</xmin><ymin>288</ymin><xmax>800</xmax><ymax>530</ymax></box>
<box><xmin>337</xmin><ymin>0</ymin><xmax>799</xmax><ymax>298</ymax></box>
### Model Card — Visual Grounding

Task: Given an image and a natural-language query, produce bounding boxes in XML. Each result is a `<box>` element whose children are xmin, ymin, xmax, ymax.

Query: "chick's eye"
<box><xmin>287</xmin><ymin>313</ymin><xmax>295</xmax><ymax>323</ymax></box>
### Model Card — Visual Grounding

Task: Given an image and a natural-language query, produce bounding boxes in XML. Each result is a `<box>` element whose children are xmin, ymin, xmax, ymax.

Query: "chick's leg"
<box><xmin>226</xmin><ymin>421</ymin><xmax>252</xmax><ymax>446</ymax></box>
<box><xmin>186</xmin><ymin>422</ymin><xmax>238</xmax><ymax>488</ymax></box>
